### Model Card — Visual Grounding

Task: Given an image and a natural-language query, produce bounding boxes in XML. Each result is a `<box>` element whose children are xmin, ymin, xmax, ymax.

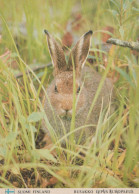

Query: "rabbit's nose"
<box><xmin>61</xmin><ymin>99</ymin><xmax>72</xmax><ymax>114</ymax></box>
<box><xmin>62</xmin><ymin>108</ymin><xmax>72</xmax><ymax>115</ymax></box>
<box><xmin>64</xmin><ymin>109</ymin><xmax>69</xmax><ymax>113</ymax></box>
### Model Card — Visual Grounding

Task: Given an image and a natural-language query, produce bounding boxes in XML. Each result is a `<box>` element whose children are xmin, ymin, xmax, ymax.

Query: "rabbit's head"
<box><xmin>44</xmin><ymin>30</ymin><xmax>92</xmax><ymax>120</ymax></box>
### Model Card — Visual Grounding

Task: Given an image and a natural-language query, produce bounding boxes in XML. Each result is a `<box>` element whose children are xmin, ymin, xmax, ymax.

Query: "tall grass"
<box><xmin>0</xmin><ymin>0</ymin><xmax>139</xmax><ymax>188</ymax></box>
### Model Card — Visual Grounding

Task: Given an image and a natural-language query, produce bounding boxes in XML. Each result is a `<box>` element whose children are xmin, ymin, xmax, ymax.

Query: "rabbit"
<box><xmin>42</xmin><ymin>30</ymin><xmax>114</xmax><ymax>144</ymax></box>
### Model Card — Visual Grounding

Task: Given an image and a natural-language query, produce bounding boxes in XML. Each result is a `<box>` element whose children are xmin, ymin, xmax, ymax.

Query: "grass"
<box><xmin>0</xmin><ymin>0</ymin><xmax>139</xmax><ymax>188</ymax></box>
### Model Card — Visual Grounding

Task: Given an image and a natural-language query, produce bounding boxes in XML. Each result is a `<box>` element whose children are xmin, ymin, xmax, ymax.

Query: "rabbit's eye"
<box><xmin>77</xmin><ymin>86</ymin><xmax>80</xmax><ymax>94</ymax></box>
<box><xmin>55</xmin><ymin>85</ymin><xmax>58</xmax><ymax>93</ymax></box>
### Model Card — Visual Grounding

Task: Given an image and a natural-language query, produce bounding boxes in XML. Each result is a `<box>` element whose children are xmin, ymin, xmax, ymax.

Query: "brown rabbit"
<box><xmin>43</xmin><ymin>30</ymin><xmax>114</xmax><ymax>144</ymax></box>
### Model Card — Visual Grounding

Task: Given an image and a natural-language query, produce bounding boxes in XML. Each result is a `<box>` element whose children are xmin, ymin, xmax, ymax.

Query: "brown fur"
<box><xmin>43</xmin><ymin>30</ymin><xmax>114</xmax><ymax>144</ymax></box>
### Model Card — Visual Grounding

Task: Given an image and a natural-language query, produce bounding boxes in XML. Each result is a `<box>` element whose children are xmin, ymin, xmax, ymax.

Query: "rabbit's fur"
<box><xmin>43</xmin><ymin>30</ymin><xmax>114</xmax><ymax>144</ymax></box>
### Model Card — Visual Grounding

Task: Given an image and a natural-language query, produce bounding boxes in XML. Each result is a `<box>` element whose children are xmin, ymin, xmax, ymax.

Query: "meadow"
<box><xmin>0</xmin><ymin>0</ymin><xmax>139</xmax><ymax>188</ymax></box>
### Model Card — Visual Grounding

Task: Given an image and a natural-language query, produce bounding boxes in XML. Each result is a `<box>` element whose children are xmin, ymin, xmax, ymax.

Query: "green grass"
<box><xmin>0</xmin><ymin>0</ymin><xmax>139</xmax><ymax>188</ymax></box>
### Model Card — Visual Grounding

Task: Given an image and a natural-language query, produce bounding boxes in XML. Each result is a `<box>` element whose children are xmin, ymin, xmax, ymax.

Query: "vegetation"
<box><xmin>0</xmin><ymin>0</ymin><xmax>139</xmax><ymax>188</ymax></box>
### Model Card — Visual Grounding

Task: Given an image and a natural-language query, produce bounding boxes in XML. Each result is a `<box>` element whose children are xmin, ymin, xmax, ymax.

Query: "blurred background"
<box><xmin>0</xmin><ymin>0</ymin><xmax>138</xmax><ymax>63</ymax></box>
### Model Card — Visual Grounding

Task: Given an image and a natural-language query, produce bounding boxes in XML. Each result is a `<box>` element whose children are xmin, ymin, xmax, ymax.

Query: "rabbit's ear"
<box><xmin>44</xmin><ymin>30</ymin><xmax>67</xmax><ymax>75</ymax></box>
<box><xmin>68</xmin><ymin>30</ymin><xmax>92</xmax><ymax>74</ymax></box>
